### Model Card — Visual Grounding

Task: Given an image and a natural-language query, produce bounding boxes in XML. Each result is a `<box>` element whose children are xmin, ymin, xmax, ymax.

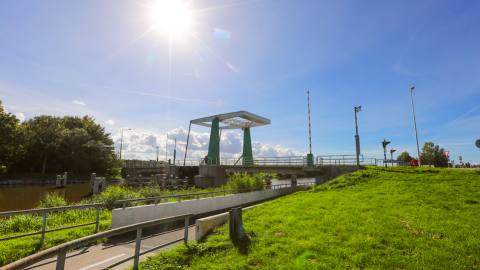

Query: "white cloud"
<box><xmin>105</xmin><ymin>120</ymin><xmax>114</xmax><ymax>125</ymax></box>
<box><xmin>112</xmin><ymin>127</ymin><xmax>303</xmax><ymax>160</ymax></box>
<box><xmin>72</xmin><ymin>100</ymin><xmax>86</xmax><ymax>105</ymax></box>
<box><xmin>14</xmin><ymin>112</ymin><xmax>25</xmax><ymax>122</ymax></box>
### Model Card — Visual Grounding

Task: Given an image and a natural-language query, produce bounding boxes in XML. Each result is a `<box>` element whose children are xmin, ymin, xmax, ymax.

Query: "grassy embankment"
<box><xmin>0</xmin><ymin>172</ymin><xmax>266</xmax><ymax>266</ymax></box>
<box><xmin>133</xmin><ymin>166</ymin><xmax>480</xmax><ymax>269</ymax></box>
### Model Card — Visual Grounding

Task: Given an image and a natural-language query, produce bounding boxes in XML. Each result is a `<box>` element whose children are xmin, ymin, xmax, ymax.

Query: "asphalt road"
<box><xmin>25</xmin><ymin>225</ymin><xmax>197</xmax><ymax>270</ymax></box>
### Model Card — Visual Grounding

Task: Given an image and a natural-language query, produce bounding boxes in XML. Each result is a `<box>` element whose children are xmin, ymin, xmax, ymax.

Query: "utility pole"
<box><xmin>119</xmin><ymin>128</ymin><xmax>131</xmax><ymax>160</ymax></box>
<box><xmin>410</xmin><ymin>86</ymin><xmax>421</xmax><ymax>166</ymax></box>
<box><xmin>354</xmin><ymin>106</ymin><xmax>362</xmax><ymax>169</ymax></box>
<box><xmin>165</xmin><ymin>133</ymin><xmax>168</xmax><ymax>164</ymax></box>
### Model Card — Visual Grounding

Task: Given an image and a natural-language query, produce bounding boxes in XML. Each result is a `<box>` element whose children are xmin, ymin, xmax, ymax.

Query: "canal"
<box><xmin>0</xmin><ymin>178</ymin><xmax>314</xmax><ymax>212</ymax></box>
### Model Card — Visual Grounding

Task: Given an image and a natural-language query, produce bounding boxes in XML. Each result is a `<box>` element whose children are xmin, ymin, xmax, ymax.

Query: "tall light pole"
<box><xmin>354</xmin><ymin>106</ymin><xmax>362</xmax><ymax>169</ymax></box>
<box><xmin>119</xmin><ymin>128</ymin><xmax>131</xmax><ymax>160</ymax></box>
<box><xmin>152</xmin><ymin>145</ymin><xmax>159</xmax><ymax>162</ymax></box>
<box><xmin>410</xmin><ymin>86</ymin><xmax>421</xmax><ymax>166</ymax></box>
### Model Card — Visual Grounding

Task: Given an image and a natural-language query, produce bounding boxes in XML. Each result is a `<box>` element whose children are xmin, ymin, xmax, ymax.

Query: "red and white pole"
<box><xmin>308</xmin><ymin>91</ymin><xmax>312</xmax><ymax>154</ymax></box>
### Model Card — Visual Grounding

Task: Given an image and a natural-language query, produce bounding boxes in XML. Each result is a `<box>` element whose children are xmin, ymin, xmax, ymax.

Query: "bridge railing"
<box><xmin>0</xmin><ymin>203</ymin><xmax>105</xmax><ymax>247</ymax></box>
<box><xmin>1</xmin><ymin>213</ymin><xmax>193</xmax><ymax>270</ymax></box>
<box><xmin>316</xmin><ymin>155</ymin><xmax>378</xmax><ymax>165</ymax></box>
<box><xmin>123</xmin><ymin>159</ymin><xmax>199</xmax><ymax>168</ymax></box>
<box><xmin>202</xmin><ymin>156</ymin><xmax>307</xmax><ymax>166</ymax></box>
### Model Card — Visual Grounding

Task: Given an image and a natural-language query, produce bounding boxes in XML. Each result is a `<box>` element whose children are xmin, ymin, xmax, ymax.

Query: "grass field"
<box><xmin>133</xmin><ymin>166</ymin><xmax>480</xmax><ymax>269</ymax></box>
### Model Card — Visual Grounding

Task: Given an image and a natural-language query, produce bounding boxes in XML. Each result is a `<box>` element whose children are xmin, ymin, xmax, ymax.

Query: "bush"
<box><xmin>36</xmin><ymin>192</ymin><xmax>68</xmax><ymax>208</ymax></box>
<box><xmin>90</xmin><ymin>185</ymin><xmax>139</xmax><ymax>210</ymax></box>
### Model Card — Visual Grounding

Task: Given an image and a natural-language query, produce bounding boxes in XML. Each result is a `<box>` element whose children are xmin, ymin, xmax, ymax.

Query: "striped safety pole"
<box><xmin>308</xmin><ymin>91</ymin><xmax>312</xmax><ymax>154</ymax></box>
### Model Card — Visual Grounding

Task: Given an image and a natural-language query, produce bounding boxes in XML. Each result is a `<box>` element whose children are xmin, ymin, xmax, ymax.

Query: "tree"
<box><xmin>9</xmin><ymin>115</ymin><xmax>119</xmax><ymax>175</ymax></box>
<box><xmin>0</xmin><ymin>100</ymin><xmax>25</xmax><ymax>171</ymax></box>
<box><xmin>397</xmin><ymin>151</ymin><xmax>413</xmax><ymax>163</ymax></box>
<box><xmin>420</xmin><ymin>142</ymin><xmax>449</xmax><ymax>167</ymax></box>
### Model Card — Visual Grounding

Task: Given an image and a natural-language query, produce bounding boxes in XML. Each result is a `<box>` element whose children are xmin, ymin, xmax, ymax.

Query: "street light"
<box><xmin>119</xmin><ymin>128</ymin><xmax>131</xmax><ymax>160</ymax></box>
<box><xmin>354</xmin><ymin>106</ymin><xmax>362</xmax><ymax>169</ymax></box>
<box><xmin>152</xmin><ymin>145</ymin><xmax>159</xmax><ymax>162</ymax></box>
<box><xmin>410</xmin><ymin>86</ymin><xmax>421</xmax><ymax>166</ymax></box>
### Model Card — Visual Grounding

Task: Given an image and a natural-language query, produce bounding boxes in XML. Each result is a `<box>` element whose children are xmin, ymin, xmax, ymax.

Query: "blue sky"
<box><xmin>1</xmin><ymin>0</ymin><xmax>479</xmax><ymax>164</ymax></box>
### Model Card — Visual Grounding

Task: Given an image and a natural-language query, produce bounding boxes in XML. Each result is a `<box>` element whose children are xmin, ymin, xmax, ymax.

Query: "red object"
<box><xmin>411</xmin><ymin>160</ymin><xmax>419</xmax><ymax>167</ymax></box>
<box><xmin>444</xmin><ymin>151</ymin><xmax>449</xmax><ymax>158</ymax></box>
<box><xmin>307</xmin><ymin>91</ymin><xmax>312</xmax><ymax>154</ymax></box>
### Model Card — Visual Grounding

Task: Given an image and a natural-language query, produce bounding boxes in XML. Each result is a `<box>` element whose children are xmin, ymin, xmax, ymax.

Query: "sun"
<box><xmin>152</xmin><ymin>0</ymin><xmax>192</xmax><ymax>36</ymax></box>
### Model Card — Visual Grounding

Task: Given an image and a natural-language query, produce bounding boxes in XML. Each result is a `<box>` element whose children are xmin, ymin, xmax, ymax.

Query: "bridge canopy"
<box><xmin>190</xmin><ymin>110</ymin><xmax>270</xmax><ymax>130</ymax></box>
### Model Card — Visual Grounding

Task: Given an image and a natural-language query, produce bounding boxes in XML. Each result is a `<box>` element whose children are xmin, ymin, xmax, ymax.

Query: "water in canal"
<box><xmin>0</xmin><ymin>178</ymin><xmax>314</xmax><ymax>212</ymax></box>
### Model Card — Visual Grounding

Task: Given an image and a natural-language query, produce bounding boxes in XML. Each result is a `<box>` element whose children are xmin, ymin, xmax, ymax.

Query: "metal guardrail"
<box><xmin>116</xmin><ymin>182</ymin><xmax>315</xmax><ymax>209</ymax></box>
<box><xmin>1</xmin><ymin>213</ymin><xmax>193</xmax><ymax>270</ymax></box>
<box><xmin>123</xmin><ymin>160</ymin><xmax>199</xmax><ymax>168</ymax></box>
<box><xmin>316</xmin><ymin>155</ymin><xmax>377</xmax><ymax>166</ymax></box>
<box><xmin>0</xmin><ymin>203</ymin><xmax>105</xmax><ymax>246</ymax></box>
<box><xmin>204</xmin><ymin>156</ymin><xmax>307</xmax><ymax>166</ymax></box>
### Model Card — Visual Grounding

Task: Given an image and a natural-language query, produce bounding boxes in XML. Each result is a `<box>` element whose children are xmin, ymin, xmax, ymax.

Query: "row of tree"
<box><xmin>396</xmin><ymin>142</ymin><xmax>450</xmax><ymax>167</ymax></box>
<box><xmin>0</xmin><ymin>100</ymin><xmax>120</xmax><ymax>174</ymax></box>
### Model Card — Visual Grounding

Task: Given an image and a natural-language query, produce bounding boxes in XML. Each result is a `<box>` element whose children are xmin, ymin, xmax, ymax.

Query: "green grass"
<box><xmin>0</xmin><ymin>172</ymin><xmax>268</xmax><ymax>266</ymax></box>
<box><xmin>132</xmin><ymin>166</ymin><xmax>480</xmax><ymax>269</ymax></box>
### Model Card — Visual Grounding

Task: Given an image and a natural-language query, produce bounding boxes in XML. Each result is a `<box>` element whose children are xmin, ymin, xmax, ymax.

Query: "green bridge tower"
<box><xmin>184</xmin><ymin>111</ymin><xmax>271</xmax><ymax>165</ymax></box>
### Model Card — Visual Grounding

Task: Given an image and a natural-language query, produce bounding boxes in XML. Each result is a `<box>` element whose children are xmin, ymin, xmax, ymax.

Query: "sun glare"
<box><xmin>153</xmin><ymin>0</ymin><xmax>191</xmax><ymax>36</ymax></box>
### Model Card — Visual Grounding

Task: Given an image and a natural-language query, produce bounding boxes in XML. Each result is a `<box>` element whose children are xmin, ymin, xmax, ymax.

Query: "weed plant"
<box><xmin>132</xmin><ymin>166</ymin><xmax>480</xmax><ymax>269</ymax></box>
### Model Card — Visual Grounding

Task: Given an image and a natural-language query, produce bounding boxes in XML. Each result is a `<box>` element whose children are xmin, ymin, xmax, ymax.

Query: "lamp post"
<box><xmin>119</xmin><ymin>128</ymin><xmax>131</xmax><ymax>160</ymax></box>
<box><xmin>152</xmin><ymin>145</ymin><xmax>159</xmax><ymax>162</ymax></box>
<box><xmin>410</xmin><ymin>86</ymin><xmax>421</xmax><ymax>166</ymax></box>
<box><xmin>354</xmin><ymin>106</ymin><xmax>362</xmax><ymax>169</ymax></box>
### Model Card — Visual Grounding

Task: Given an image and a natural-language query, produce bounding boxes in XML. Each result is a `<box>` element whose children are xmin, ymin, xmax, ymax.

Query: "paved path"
<box><xmin>25</xmin><ymin>225</ymin><xmax>196</xmax><ymax>270</ymax></box>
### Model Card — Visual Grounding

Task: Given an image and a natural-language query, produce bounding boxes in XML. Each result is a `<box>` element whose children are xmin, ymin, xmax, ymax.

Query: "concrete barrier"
<box><xmin>111</xmin><ymin>185</ymin><xmax>313</xmax><ymax>229</ymax></box>
<box><xmin>195</xmin><ymin>205</ymin><xmax>259</xmax><ymax>241</ymax></box>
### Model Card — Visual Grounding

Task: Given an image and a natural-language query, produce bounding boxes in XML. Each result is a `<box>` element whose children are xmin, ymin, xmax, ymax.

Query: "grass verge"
<box><xmin>132</xmin><ymin>166</ymin><xmax>480</xmax><ymax>269</ymax></box>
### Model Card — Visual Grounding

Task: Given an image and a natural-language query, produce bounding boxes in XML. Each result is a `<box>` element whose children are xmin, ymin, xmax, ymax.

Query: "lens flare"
<box><xmin>227</xmin><ymin>62</ymin><xmax>239</xmax><ymax>73</ymax></box>
<box><xmin>214</xmin><ymin>28</ymin><xmax>232</xmax><ymax>40</ymax></box>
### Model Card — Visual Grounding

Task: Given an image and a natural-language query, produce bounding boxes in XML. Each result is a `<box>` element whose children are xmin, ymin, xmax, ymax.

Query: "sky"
<box><xmin>1</xmin><ymin>0</ymin><xmax>479</xmax><ymax>164</ymax></box>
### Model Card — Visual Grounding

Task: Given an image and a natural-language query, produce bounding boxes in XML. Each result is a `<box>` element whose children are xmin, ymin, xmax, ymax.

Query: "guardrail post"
<box><xmin>95</xmin><ymin>206</ymin><xmax>100</xmax><ymax>233</ymax></box>
<box><xmin>184</xmin><ymin>217</ymin><xmax>189</xmax><ymax>244</ymax></box>
<box><xmin>178</xmin><ymin>196</ymin><xmax>181</xmax><ymax>202</ymax></box>
<box><xmin>56</xmin><ymin>251</ymin><xmax>66</xmax><ymax>270</ymax></box>
<box><xmin>211</xmin><ymin>192</ymin><xmax>214</xmax><ymax>198</ymax></box>
<box><xmin>133</xmin><ymin>228</ymin><xmax>142</xmax><ymax>269</ymax></box>
<box><xmin>40</xmin><ymin>212</ymin><xmax>47</xmax><ymax>246</ymax></box>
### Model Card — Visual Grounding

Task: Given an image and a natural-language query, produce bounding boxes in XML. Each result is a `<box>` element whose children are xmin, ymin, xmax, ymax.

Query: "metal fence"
<box><xmin>116</xmin><ymin>182</ymin><xmax>315</xmax><ymax>209</ymax></box>
<box><xmin>0</xmin><ymin>203</ymin><xmax>104</xmax><ymax>246</ymax></box>
<box><xmin>1</xmin><ymin>213</ymin><xmax>193</xmax><ymax>270</ymax></box>
<box><xmin>123</xmin><ymin>159</ymin><xmax>199</xmax><ymax>168</ymax></box>
<box><xmin>316</xmin><ymin>155</ymin><xmax>377</xmax><ymax>166</ymax></box>
<box><xmin>202</xmin><ymin>156</ymin><xmax>307</xmax><ymax>166</ymax></box>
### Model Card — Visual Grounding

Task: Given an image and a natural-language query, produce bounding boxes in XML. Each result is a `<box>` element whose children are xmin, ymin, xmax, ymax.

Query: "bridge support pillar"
<box><xmin>315</xmin><ymin>175</ymin><xmax>325</xmax><ymax>185</ymax></box>
<box><xmin>243</xmin><ymin>128</ymin><xmax>253</xmax><ymax>165</ymax></box>
<box><xmin>207</xmin><ymin>117</ymin><xmax>220</xmax><ymax>165</ymax></box>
